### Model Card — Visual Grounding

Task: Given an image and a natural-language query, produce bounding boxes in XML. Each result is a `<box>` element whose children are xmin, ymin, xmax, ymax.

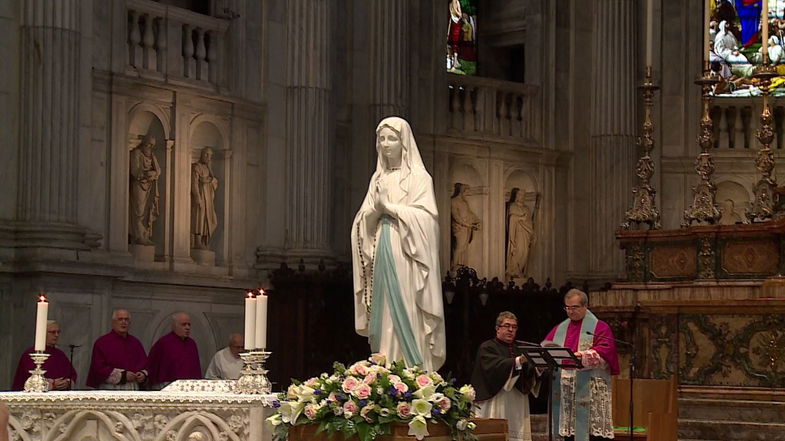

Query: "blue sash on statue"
<box><xmin>550</xmin><ymin>310</ymin><xmax>608</xmax><ymax>441</ymax></box>
<box><xmin>369</xmin><ymin>216</ymin><xmax>423</xmax><ymax>367</ymax></box>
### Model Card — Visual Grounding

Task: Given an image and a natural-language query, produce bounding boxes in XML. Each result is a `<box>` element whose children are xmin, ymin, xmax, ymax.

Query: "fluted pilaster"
<box><xmin>18</xmin><ymin>0</ymin><xmax>80</xmax><ymax>224</ymax></box>
<box><xmin>285</xmin><ymin>0</ymin><xmax>331</xmax><ymax>256</ymax></box>
<box><xmin>587</xmin><ymin>0</ymin><xmax>638</xmax><ymax>276</ymax></box>
<box><xmin>369</xmin><ymin>0</ymin><xmax>410</xmax><ymax>121</ymax></box>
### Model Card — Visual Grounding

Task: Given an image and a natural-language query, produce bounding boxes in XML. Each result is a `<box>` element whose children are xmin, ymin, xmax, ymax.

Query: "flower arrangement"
<box><xmin>267</xmin><ymin>354</ymin><xmax>477</xmax><ymax>441</ymax></box>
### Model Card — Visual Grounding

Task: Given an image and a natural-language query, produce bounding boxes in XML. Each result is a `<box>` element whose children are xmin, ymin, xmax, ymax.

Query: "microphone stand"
<box><xmin>68</xmin><ymin>344</ymin><xmax>81</xmax><ymax>364</ymax></box>
<box><xmin>587</xmin><ymin>329</ymin><xmax>635</xmax><ymax>441</ymax></box>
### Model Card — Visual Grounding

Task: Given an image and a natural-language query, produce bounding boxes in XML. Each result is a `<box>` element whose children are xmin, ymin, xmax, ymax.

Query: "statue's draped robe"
<box><xmin>129</xmin><ymin>148</ymin><xmax>160</xmax><ymax>243</ymax></box>
<box><xmin>351</xmin><ymin>117</ymin><xmax>445</xmax><ymax>372</ymax></box>
<box><xmin>12</xmin><ymin>346</ymin><xmax>77</xmax><ymax>390</ymax></box>
<box><xmin>450</xmin><ymin>195</ymin><xmax>479</xmax><ymax>269</ymax></box>
<box><xmin>545</xmin><ymin>313</ymin><xmax>620</xmax><ymax>440</ymax></box>
<box><xmin>506</xmin><ymin>201</ymin><xmax>533</xmax><ymax>278</ymax></box>
<box><xmin>471</xmin><ymin>338</ymin><xmax>539</xmax><ymax>441</ymax></box>
<box><xmin>191</xmin><ymin>161</ymin><xmax>218</xmax><ymax>244</ymax></box>
<box><xmin>86</xmin><ymin>331</ymin><xmax>148</xmax><ymax>390</ymax></box>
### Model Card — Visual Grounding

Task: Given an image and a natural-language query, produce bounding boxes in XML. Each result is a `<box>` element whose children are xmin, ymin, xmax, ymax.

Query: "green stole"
<box><xmin>550</xmin><ymin>311</ymin><xmax>610</xmax><ymax>441</ymax></box>
<box><xmin>368</xmin><ymin>216</ymin><xmax>423</xmax><ymax>367</ymax></box>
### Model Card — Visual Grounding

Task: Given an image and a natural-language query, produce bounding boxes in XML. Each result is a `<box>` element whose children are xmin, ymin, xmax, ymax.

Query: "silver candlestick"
<box><xmin>24</xmin><ymin>351</ymin><xmax>49</xmax><ymax>392</ymax></box>
<box><xmin>235</xmin><ymin>350</ymin><xmax>272</xmax><ymax>394</ymax></box>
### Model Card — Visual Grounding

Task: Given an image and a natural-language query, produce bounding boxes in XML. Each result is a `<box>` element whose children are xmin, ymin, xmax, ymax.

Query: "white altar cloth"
<box><xmin>0</xmin><ymin>386</ymin><xmax>278</xmax><ymax>441</ymax></box>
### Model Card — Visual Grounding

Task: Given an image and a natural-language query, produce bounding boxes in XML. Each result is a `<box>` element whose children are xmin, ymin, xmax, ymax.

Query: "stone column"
<box><xmin>586</xmin><ymin>0</ymin><xmax>638</xmax><ymax>277</ymax></box>
<box><xmin>285</xmin><ymin>0</ymin><xmax>332</xmax><ymax>260</ymax></box>
<box><xmin>17</xmin><ymin>0</ymin><xmax>92</xmax><ymax>251</ymax></box>
<box><xmin>369</xmin><ymin>0</ymin><xmax>410</xmax><ymax>122</ymax></box>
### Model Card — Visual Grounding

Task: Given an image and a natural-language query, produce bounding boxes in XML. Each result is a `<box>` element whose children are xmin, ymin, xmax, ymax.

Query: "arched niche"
<box><xmin>716</xmin><ymin>180</ymin><xmax>751</xmax><ymax>225</ymax></box>
<box><xmin>127</xmin><ymin>109</ymin><xmax>169</xmax><ymax>258</ymax></box>
<box><xmin>449</xmin><ymin>162</ymin><xmax>485</xmax><ymax>273</ymax></box>
<box><xmin>149</xmin><ymin>309</ymin><xmax>216</xmax><ymax>374</ymax></box>
<box><xmin>189</xmin><ymin>118</ymin><xmax>228</xmax><ymax>265</ymax></box>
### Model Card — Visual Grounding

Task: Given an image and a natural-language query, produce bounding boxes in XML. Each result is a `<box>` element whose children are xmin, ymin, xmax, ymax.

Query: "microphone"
<box><xmin>68</xmin><ymin>344</ymin><xmax>82</xmax><ymax>348</ymax></box>
<box><xmin>585</xmin><ymin>331</ymin><xmax>632</xmax><ymax>346</ymax></box>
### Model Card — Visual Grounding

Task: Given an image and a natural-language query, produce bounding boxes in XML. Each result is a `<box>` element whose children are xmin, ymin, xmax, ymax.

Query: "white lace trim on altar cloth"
<box><xmin>0</xmin><ymin>382</ymin><xmax>279</xmax><ymax>407</ymax></box>
<box><xmin>558</xmin><ymin>370</ymin><xmax>614</xmax><ymax>439</ymax></box>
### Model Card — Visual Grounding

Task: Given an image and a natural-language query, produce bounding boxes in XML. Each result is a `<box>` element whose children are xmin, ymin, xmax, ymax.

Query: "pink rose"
<box><xmin>343</xmin><ymin>400</ymin><xmax>358</xmax><ymax>418</ymax></box>
<box><xmin>342</xmin><ymin>376</ymin><xmax>360</xmax><ymax>393</ymax></box>
<box><xmin>394</xmin><ymin>382</ymin><xmax>409</xmax><ymax>394</ymax></box>
<box><xmin>354</xmin><ymin>364</ymin><xmax>369</xmax><ymax>376</ymax></box>
<box><xmin>304</xmin><ymin>377</ymin><xmax>319</xmax><ymax>388</ymax></box>
<box><xmin>304</xmin><ymin>404</ymin><xmax>318</xmax><ymax>420</ymax></box>
<box><xmin>353</xmin><ymin>383</ymin><xmax>372</xmax><ymax>399</ymax></box>
<box><xmin>437</xmin><ymin>397</ymin><xmax>451</xmax><ymax>412</ymax></box>
<box><xmin>415</xmin><ymin>375</ymin><xmax>433</xmax><ymax>388</ymax></box>
<box><xmin>360</xmin><ymin>405</ymin><xmax>375</xmax><ymax>423</ymax></box>
<box><xmin>363</xmin><ymin>372</ymin><xmax>377</xmax><ymax>385</ymax></box>
<box><xmin>396</xmin><ymin>402</ymin><xmax>412</xmax><ymax>419</ymax></box>
<box><xmin>388</xmin><ymin>375</ymin><xmax>402</xmax><ymax>384</ymax></box>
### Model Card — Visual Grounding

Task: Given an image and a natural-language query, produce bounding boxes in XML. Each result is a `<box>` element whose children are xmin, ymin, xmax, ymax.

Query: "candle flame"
<box><xmin>38</xmin><ymin>294</ymin><xmax>47</xmax><ymax>302</ymax></box>
<box><xmin>258</xmin><ymin>288</ymin><xmax>265</xmax><ymax>295</ymax></box>
<box><xmin>246</xmin><ymin>291</ymin><xmax>255</xmax><ymax>298</ymax></box>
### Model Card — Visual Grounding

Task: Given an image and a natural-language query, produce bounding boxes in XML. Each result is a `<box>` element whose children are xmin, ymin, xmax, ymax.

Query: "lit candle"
<box><xmin>255</xmin><ymin>289</ymin><xmax>268</xmax><ymax>349</ymax></box>
<box><xmin>244</xmin><ymin>291</ymin><xmax>256</xmax><ymax>350</ymax></box>
<box><xmin>34</xmin><ymin>294</ymin><xmax>49</xmax><ymax>352</ymax></box>
<box><xmin>704</xmin><ymin>0</ymin><xmax>711</xmax><ymax>65</ymax></box>
<box><xmin>646</xmin><ymin>0</ymin><xmax>654</xmax><ymax>67</ymax></box>
<box><xmin>763</xmin><ymin>0</ymin><xmax>769</xmax><ymax>58</ymax></box>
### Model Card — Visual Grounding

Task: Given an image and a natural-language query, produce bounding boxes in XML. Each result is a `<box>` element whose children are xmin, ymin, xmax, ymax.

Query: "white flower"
<box><xmin>412</xmin><ymin>385</ymin><xmax>435</xmax><ymax>400</ymax></box>
<box><xmin>427</xmin><ymin>392</ymin><xmax>445</xmax><ymax>403</ymax></box>
<box><xmin>411</xmin><ymin>399</ymin><xmax>433</xmax><ymax>418</ymax></box>
<box><xmin>459</xmin><ymin>384</ymin><xmax>476</xmax><ymax>402</ymax></box>
<box><xmin>456</xmin><ymin>419</ymin><xmax>468</xmax><ymax>431</ymax></box>
<box><xmin>467</xmin><ymin>422</ymin><xmax>477</xmax><ymax>430</ymax></box>
<box><xmin>407</xmin><ymin>415</ymin><xmax>430</xmax><ymax>440</ymax></box>
<box><xmin>266</xmin><ymin>414</ymin><xmax>283</xmax><ymax>427</ymax></box>
<box><xmin>379</xmin><ymin>407</ymin><xmax>391</xmax><ymax>417</ymax></box>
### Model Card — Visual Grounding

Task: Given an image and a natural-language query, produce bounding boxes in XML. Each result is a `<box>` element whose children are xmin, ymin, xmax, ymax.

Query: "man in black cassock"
<box><xmin>470</xmin><ymin>311</ymin><xmax>540</xmax><ymax>441</ymax></box>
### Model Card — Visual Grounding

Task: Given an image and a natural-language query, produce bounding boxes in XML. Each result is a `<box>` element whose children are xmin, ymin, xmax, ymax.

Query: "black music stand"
<box><xmin>520</xmin><ymin>346</ymin><xmax>583</xmax><ymax>441</ymax></box>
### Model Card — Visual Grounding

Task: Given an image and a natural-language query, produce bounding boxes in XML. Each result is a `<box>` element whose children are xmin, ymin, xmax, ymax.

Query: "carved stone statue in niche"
<box><xmin>505</xmin><ymin>188</ymin><xmax>534</xmax><ymax>280</ymax></box>
<box><xmin>450</xmin><ymin>182</ymin><xmax>481</xmax><ymax>271</ymax></box>
<box><xmin>129</xmin><ymin>135</ymin><xmax>161</xmax><ymax>246</ymax></box>
<box><xmin>718</xmin><ymin>199</ymin><xmax>743</xmax><ymax>225</ymax></box>
<box><xmin>191</xmin><ymin>147</ymin><xmax>219</xmax><ymax>249</ymax></box>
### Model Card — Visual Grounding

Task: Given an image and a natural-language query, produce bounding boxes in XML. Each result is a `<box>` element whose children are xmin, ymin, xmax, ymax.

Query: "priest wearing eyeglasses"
<box><xmin>544</xmin><ymin>288</ymin><xmax>620</xmax><ymax>441</ymax></box>
<box><xmin>470</xmin><ymin>311</ymin><xmax>540</xmax><ymax>441</ymax></box>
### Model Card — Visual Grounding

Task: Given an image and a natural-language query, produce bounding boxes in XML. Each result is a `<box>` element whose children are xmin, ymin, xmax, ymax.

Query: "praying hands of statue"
<box><xmin>374</xmin><ymin>182</ymin><xmax>396</xmax><ymax>217</ymax></box>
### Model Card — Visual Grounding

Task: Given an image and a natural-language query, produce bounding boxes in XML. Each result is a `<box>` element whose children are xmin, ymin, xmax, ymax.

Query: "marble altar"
<box><xmin>0</xmin><ymin>384</ymin><xmax>277</xmax><ymax>441</ymax></box>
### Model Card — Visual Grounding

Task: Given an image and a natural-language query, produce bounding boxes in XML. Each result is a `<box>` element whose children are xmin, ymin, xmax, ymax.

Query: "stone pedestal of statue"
<box><xmin>191</xmin><ymin>248</ymin><xmax>215</xmax><ymax>266</ymax></box>
<box><xmin>130</xmin><ymin>244</ymin><xmax>155</xmax><ymax>262</ymax></box>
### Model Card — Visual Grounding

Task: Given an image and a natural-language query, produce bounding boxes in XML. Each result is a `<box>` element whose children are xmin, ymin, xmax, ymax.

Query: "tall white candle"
<box><xmin>255</xmin><ymin>289</ymin><xmax>268</xmax><ymax>349</ymax></box>
<box><xmin>34</xmin><ymin>294</ymin><xmax>49</xmax><ymax>352</ymax></box>
<box><xmin>244</xmin><ymin>291</ymin><xmax>256</xmax><ymax>350</ymax></box>
<box><xmin>763</xmin><ymin>0</ymin><xmax>769</xmax><ymax>57</ymax></box>
<box><xmin>646</xmin><ymin>0</ymin><xmax>654</xmax><ymax>67</ymax></box>
<box><xmin>704</xmin><ymin>0</ymin><xmax>710</xmax><ymax>65</ymax></box>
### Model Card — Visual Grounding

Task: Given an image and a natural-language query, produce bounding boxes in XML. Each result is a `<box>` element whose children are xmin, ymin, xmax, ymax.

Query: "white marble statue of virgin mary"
<box><xmin>351</xmin><ymin>116</ymin><xmax>446</xmax><ymax>372</ymax></box>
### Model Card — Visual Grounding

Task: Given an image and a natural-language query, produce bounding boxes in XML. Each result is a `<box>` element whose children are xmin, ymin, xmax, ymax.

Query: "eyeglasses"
<box><xmin>564</xmin><ymin>305</ymin><xmax>584</xmax><ymax>311</ymax></box>
<box><xmin>497</xmin><ymin>324</ymin><xmax>518</xmax><ymax>330</ymax></box>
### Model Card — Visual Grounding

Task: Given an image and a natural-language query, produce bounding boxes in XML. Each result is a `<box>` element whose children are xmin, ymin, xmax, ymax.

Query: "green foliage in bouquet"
<box><xmin>267</xmin><ymin>355</ymin><xmax>477</xmax><ymax>441</ymax></box>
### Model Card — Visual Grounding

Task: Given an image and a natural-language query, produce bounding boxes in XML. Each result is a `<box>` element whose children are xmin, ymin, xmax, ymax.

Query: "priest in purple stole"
<box><xmin>146</xmin><ymin>312</ymin><xmax>202</xmax><ymax>389</ymax></box>
<box><xmin>12</xmin><ymin>321</ymin><xmax>77</xmax><ymax>390</ymax></box>
<box><xmin>544</xmin><ymin>289</ymin><xmax>620</xmax><ymax>441</ymax></box>
<box><xmin>86</xmin><ymin>309</ymin><xmax>148</xmax><ymax>390</ymax></box>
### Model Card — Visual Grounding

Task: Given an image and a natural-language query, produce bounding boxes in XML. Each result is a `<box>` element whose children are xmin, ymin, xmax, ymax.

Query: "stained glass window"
<box><xmin>709</xmin><ymin>0</ymin><xmax>785</xmax><ymax>96</ymax></box>
<box><xmin>447</xmin><ymin>0</ymin><xmax>478</xmax><ymax>75</ymax></box>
